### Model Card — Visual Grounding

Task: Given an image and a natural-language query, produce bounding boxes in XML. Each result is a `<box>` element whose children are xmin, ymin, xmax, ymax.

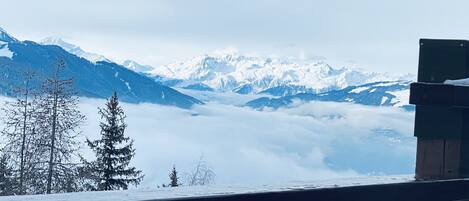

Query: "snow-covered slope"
<box><xmin>0</xmin><ymin>27</ymin><xmax>202</xmax><ymax>108</ymax></box>
<box><xmin>0</xmin><ymin>28</ymin><xmax>17</xmax><ymax>59</ymax></box>
<box><xmin>247</xmin><ymin>81</ymin><xmax>412</xmax><ymax>110</ymax></box>
<box><xmin>1</xmin><ymin>175</ymin><xmax>413</xmax><ymax>201</ymax></box>
<box><xmin>122</xmin><ymin>59</ymin><xmax>153</xmax><ymax>72</ymax></box>
<box><xmin>39</xmin><ymin>38</ymin><xmax>155</xmax><ymax>73</ymax></box>
<box><xmin>145</xmin><ymin>52</ymin><xmax>414</xmax><ymax>94</ymax></box>
<box><xmin>0</xmin><ymin>42</ymin><xmax>13</xmax><ymax>59</ymax></box>
<box><xmin>40</xmin><ymin>37</ymin><xmax>110</xmax><ymax>63</ymax></box>
<box><xmin>0</xmin><ymin>27</ymin><xmax>18</xmax><ymax>43</ymax></box>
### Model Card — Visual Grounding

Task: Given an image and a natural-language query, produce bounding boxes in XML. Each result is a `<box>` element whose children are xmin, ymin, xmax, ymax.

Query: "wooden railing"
<box><xmin>145</xmin><ymin>179</ymin><xmax>469</xmax><ymax>201</ymax></box>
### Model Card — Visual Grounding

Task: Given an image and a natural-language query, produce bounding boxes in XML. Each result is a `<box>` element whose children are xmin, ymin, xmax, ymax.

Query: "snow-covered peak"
<box><xmin>122</xmin><ymin>60</ymin><xmax>154</xmax><ymax>73</ymax></box>
<box><xmin>40</xmin><ymin>37</ymin><xmax>110</xmax><ymax>63</ymax></box>
<box><xmin>41</xmin><ymin>37</ymin><xmax>78</xmax><ymax>51</ymax></box>
<box><xmin>148</xmin><ymin>52</ymin><xmax>415</xmax><ymax>93</ymax></box>
<box><xmin>0</xmin><ymin>27</ymin><xmax>19</xmax><ymax>43</ymax></box>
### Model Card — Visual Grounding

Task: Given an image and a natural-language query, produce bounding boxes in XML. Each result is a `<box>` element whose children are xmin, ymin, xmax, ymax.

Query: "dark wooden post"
<box><xmin>410</xmin><ymin>39</ymin><xmax>469</xmax><ymax>180</ymax></box>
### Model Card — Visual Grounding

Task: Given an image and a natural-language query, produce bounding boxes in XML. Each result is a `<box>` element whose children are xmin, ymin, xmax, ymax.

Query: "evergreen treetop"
<box><xmin>169</xmin><ymin>165</ymin><xmax>179</xmax><ymax>187</ymax></box>
<box><xmin>86</xmin><ymin>92</ymin><xmax>143</xmax><ymax>191</ymax></box>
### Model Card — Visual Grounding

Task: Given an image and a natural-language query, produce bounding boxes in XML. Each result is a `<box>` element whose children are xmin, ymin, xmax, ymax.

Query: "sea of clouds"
<box><xmin>0</xmin><ymin>95</ymin><xmax>416</xmax><ymax>188</ymax></box>
<box><xmin>76</xmin><ymin>98</ymin><xmax>416</xmax><ymax>188</ymax></box>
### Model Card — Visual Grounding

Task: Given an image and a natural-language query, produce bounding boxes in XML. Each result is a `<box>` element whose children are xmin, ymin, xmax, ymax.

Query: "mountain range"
<box><xmin>142</xmin><ymin>52</ymin><xmax>414</xmax><ymax>94</ymax></box>
<box><xmin>0</xmin><ymin>26</ymin><xmax>415</xmax><ymax>110</ymax></box>
<box><xmin>247</xmin><ymin>80</ymin><xmax>413</xmax><ymax>110</ymax></box>
<box><xmin>0</xmin><ymin>28</ymin><xmax>201</xmax><ymax>108</ymax></box>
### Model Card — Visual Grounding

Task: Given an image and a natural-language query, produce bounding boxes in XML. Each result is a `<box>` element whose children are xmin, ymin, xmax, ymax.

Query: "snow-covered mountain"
<box><xmin>0</xmin><ymin>27</ymin><xmax>18</xmax><ymax>43</ymax></box>
<box><xmin>122</xmin><ymin>59</ymin><xmax>153</xmax><ymax>72</ymax></box>
<box><xmin>0</xmin><ymin>27</ymin><xmax>16</xmax><ymax>59</ymax></box>
<box><xmin>40</xmin><ymin>37</ymin><xmax>110</xmax><ymax>63</ymax></box>
<box><xmin>0</xmin><ymin>27</ymin><xmax>202</xmax><ymax>108</ymax></box>
<box><xmin>145</xmin><ymin>52</ymin><xmax>414</xmax><ymax>94</ymax></box>
<box><xmin>247</xmin><ymin>81</ymin><xmax>412</xmax><ymax>110</ymax></box>
<box><xmin>40</xmin><ymin>38</ymin><xmax>156</xmax><ymax>73</ymax></box>
<box><xmin>28</xmin><ymin>30</ymin><xmax>415</xmax><ymax>109</ymax></box>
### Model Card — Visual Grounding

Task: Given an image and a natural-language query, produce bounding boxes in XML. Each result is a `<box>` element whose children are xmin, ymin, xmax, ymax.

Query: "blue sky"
<box><xmin>2</xmin><ymin>0</ymin><xmax>469</xmax><ymax>73</ymax></box>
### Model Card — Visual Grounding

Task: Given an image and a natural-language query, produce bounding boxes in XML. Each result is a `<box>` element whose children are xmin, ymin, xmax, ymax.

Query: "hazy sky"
<box><xmin>2</xmin><ymin>0</ymin><xmax>469</xmax><ymax>73</ymax></box>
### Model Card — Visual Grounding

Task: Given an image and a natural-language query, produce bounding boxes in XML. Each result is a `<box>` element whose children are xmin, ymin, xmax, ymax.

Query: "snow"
<box><xmin>123</xmin><ymin>60</ymin><xmax>154</xmax><ymax>73</ymax></box>
<box><xmin>381</xmin><ymin>97</ymin><xmax>389</xmax><ymax>105</ymax></box>
<box><xmin>0</xmin><ymin>27</ymin><xmax>19</xmax><ymax>43</ymax></box>
<box><xmin>444</xmin><ymin>78</ymin><xmax>469</xmax><ymax>86</ymax></box>
<box><xmin>125</xmin><ymin>81</ymin><xmax>132</xmax><ymax>91</ymax></box>
<box><xmin>40</xmin><ymin>37</ymin><xmax>110</xmax><ymax>63</ymax></box>
<box><xmin>388</xmin><ymin>89</ymin><xmax>410</xmax><ymax>107</ymax></box>
<box><xmin>35</xmin><ymin>36</ymin><xmax>414</xmax><ymax>97</ymax></box>
<box><xmin>0</xmin><ymin>43</ymin><xmax>13</xmax><ymax>59</ymax></box>
<box><xmin>0</xmin><ymin>175</ymin><xmax>413</xmax><ymax>201</ymax></box>
<box><xmin>374</xmin><ymin>81</ymin><xmax>402</xmax><ymax>87</ymax></box>
<box><xmin>146</xmin><ymin>52</ymin><xmax>414</xmax><ymax>93</ymax></box>
<box><xmin>350</xmin><ymin>86</ymin><xmax>369</xmax><ymax>93</ymax></box>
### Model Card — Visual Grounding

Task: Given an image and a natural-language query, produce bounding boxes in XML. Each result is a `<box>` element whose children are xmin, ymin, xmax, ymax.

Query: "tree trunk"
<box><xmin>46</xmin><ymin>78</ymin><xmax>59</xmax><ymax>194</ymax></box>
<box><xmin>19</xmin><ymin>81</ymin><xmax>29</xmax><ymax>194</ymax></box>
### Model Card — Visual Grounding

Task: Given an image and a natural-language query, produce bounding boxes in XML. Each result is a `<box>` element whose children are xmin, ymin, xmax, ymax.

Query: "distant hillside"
<box><xmin>246</xmin><ymin>81</ymin><xmax>412</xmax><ymax>110</ymax></box>
<box><xmin>0</xmin><ymin>28</ymin><xmax>202</xmax><ymax>108</ymax></box>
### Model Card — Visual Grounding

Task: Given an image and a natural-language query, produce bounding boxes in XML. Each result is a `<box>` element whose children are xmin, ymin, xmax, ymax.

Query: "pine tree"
<box><xmin>169</xmin><ymin>165</ymin><xmax>179</xmax><ymax>187</ymax></box>
<box><xmin>0</xmin><ymin>154</ymin><xmax>17</xmax><ymax>196</ymax></box>
<box><xmin>37</xmin><ymin>60</ymin><xmax>85</xmax><ymax>194</ymax></box>
<box><xmin>86</xmin><ymin>92</ymin><xmax>143</xmax><ymax>191</ymax></box>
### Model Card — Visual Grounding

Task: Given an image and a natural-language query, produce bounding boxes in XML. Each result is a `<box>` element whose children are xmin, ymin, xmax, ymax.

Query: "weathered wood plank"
<box><xmin>415</xmin><ymin>138</ymin><xmax>445</xmax><ymax>180</ymax></box>
<box><xmin>444</xmin><ymin>139</ymin><xmax>461</xmax><ymax>178</ymax></box>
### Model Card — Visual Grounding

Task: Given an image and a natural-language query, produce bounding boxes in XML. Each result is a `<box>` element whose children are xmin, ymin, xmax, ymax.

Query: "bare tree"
<box><xmin>185</xmin><ymin>156</ymin><xmax>215</xmax><ymax>186</ymax></box>
<box><xmin>0</xmin><ymin>71</ymin><xmax>40</xmax><ymax>194</ymax></box>
<box><xmin>36</xmin><ymin>60</ymin><xmax>85</xmax><ymax>194</ymax></box>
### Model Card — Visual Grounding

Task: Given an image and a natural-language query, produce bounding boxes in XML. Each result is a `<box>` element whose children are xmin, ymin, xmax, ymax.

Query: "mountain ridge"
<box><xmin>40</xmin><ymin>37</ymin><xmax>110</xmax><ymax>63</ymax></box>
<box><xmin>0</xmin><ymin>28</ymin><xmax>202</xmax><ymax>108</ymax></box>
<box><xmin>15</xmin><ymin>33</ymin><xmax>416</xmax><ymax>110</ymax></box>
<box><xmin>144</xmin><ymin>52</ymin><xmax>414</xmax><ymax>95</ymax></box>
<box><xmin>246</xmin><ymin>80</ymin><xmax>412</xmax><ymax>110</ymax></box>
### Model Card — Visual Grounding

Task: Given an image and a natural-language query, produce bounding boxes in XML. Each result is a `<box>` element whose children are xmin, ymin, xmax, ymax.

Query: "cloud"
<box><xmin>4</xmin><ymin>0</ymin><xmax>469</xmax><ymax>73</ymax></box>
<box><xmin>76</xmin><ymin>98</ymin><xmax>415</xmax><ymax>187</ymax></box>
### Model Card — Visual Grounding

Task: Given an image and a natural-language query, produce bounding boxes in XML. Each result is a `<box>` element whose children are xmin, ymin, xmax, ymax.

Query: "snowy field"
<box><xmin>0</xmin><ymin>175</ymin><xmax>414</xmax><ymax>201</ymax></box>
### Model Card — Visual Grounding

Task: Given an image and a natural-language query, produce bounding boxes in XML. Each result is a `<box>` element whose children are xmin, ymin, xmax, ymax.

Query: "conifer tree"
<box><xmin>37</xmin><ymin>60</ymin><xmax>85</xmax><ymax>194</ymax></box>
<box><xmin>86</xmin><ymin>92</ymin><xmax>143</xmax><ymax>191</ymax></box>
<box><xmin>0</xmin><ymin>154</ymin><xmax>17</xmax><ymax>196</ymax></box>
<box><xmin>169</xmin><ymin>165</ymin><xmax>179</xmax><ymax>187</ymax></box>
